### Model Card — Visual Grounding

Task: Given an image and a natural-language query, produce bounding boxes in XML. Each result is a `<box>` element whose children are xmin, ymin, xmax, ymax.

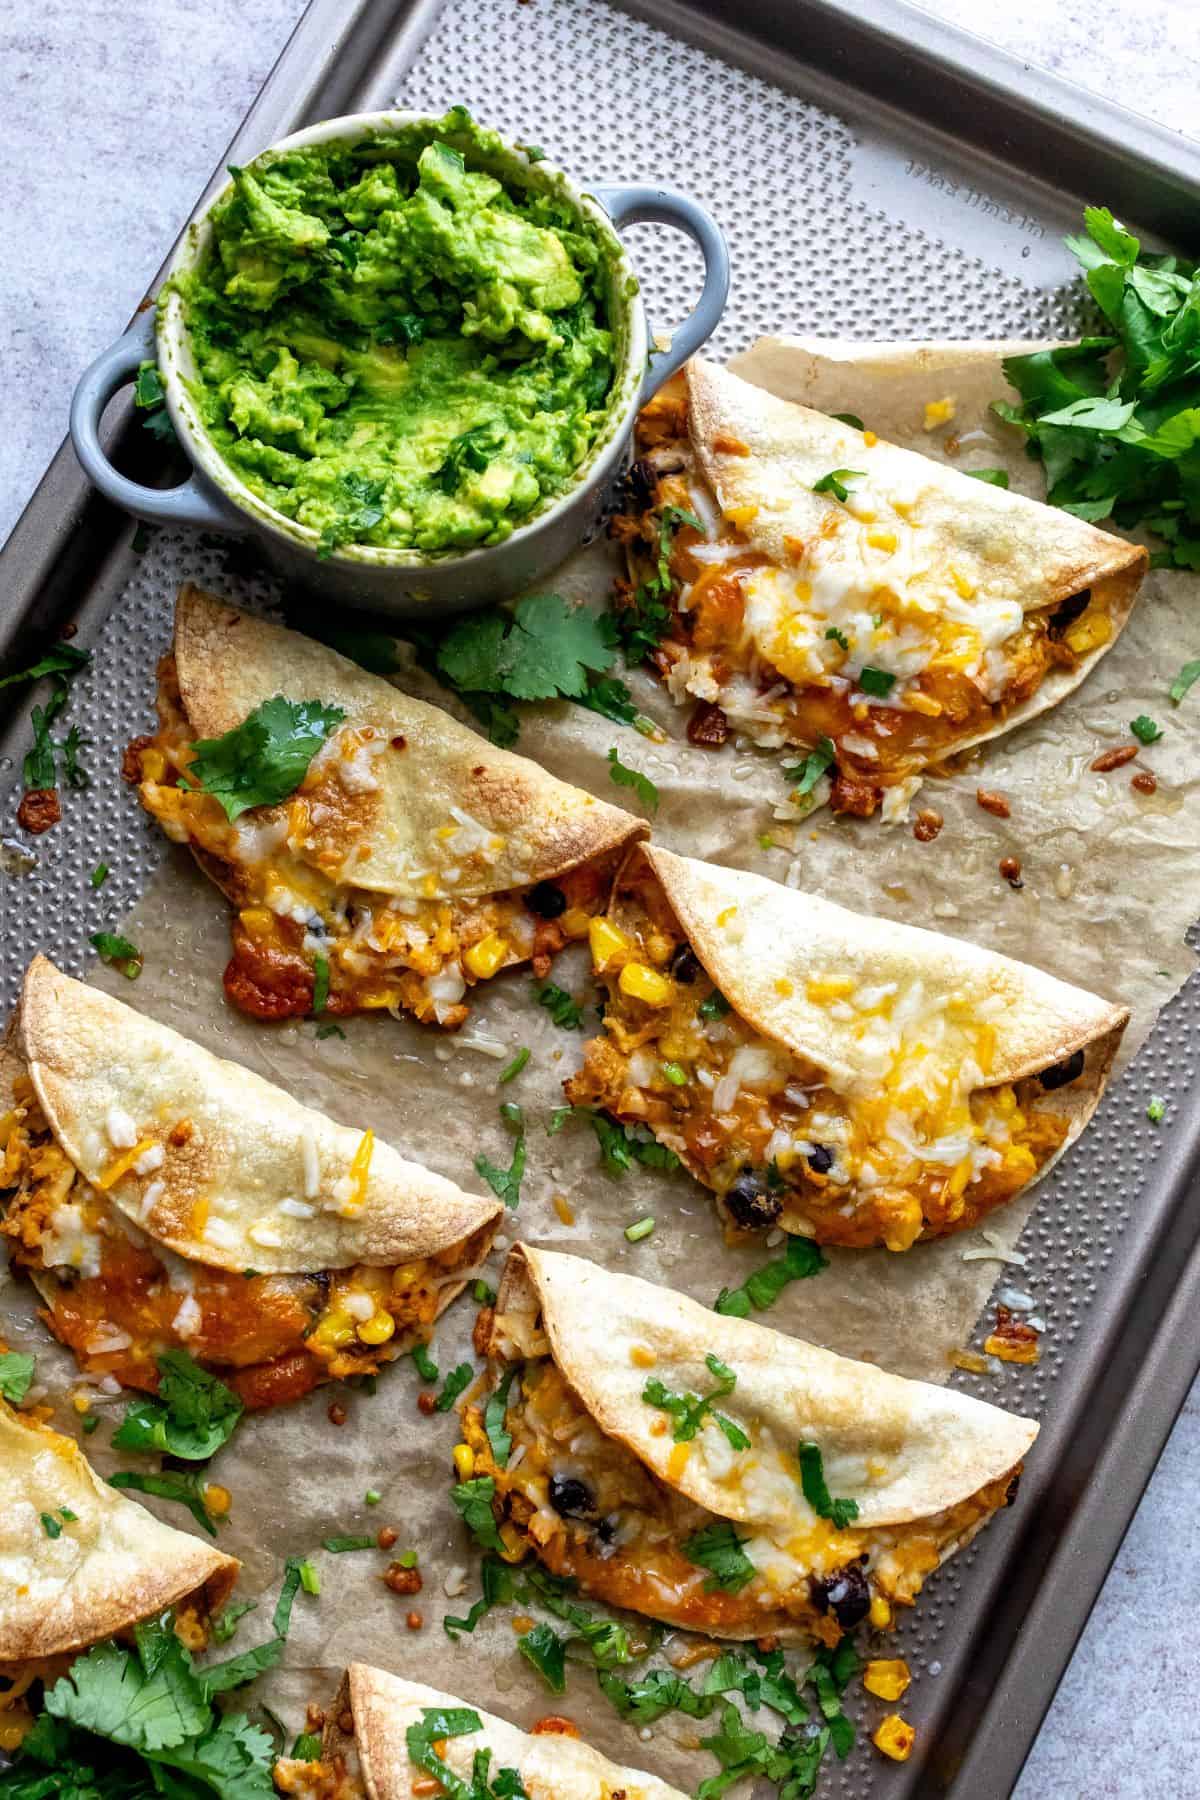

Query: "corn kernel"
<box><xmin>452</xmin><ymin>1443</ymin><xmax>476</xmax><ymax>1480</ymax></box>
<box><xmin>644</xmin><ymin>930</ymin><xmax>675</xmax><ymax>966</ymax></box>
<box><xmin>238</xmin><ymin>908</ymin><xmax>275</xmax><ymax>941</ymax></box>
<box><xmin>667</xmin><ymin>1443</ymin><xmax>691</xmax><ymax>1481</ymax></box>
<box><xmin>923</xmin><ymin>397</ymin><xmax>956</xmax><ymax>429</ymax></box>
<box><xmin>869</xmin><ymin>1593</ymin><xmax>892</xmax><ymax>1629</ymax></box>
<box><xmin>1065</xmin><ymin>612</ymin><xmax>1112</xmax><ymax>655</ymax></box>
<box><xmin>358</xmin><ymin>1310</ymin><xmax>396</xmax><ymax>1347</ymax></box>
<box><xmin>560</xmin><ymin>907</ymin><xmax>591</xmax><ymax>940</ymax></box>
<box><xmin>864</xmin><ymin>1659</ymin><xmax>911</xmax><ymax>1702</ymax></box>
<box><xmin>774</xmin><ymin>978</ymin><xmax>794</xmax><ymax>997</ymax></box>
<box><xmin>904</xmin><ymin>689</ymin><xmax>942</xmax><ymax>717</ymax></box>
<box><xmin>72</xmin><ymin>1391</ymin><xmax>92</xmax><ymax>1415</ymax></box>
<box><xmin>464</xmin><ymin>932</ymin><xmax>509</xmax><ymax>981</ymax></box>
<box><xmin>872</xmin><ymin>1715</ymin><xmax>915</xmax><ymax>1762</ymax></box>
<box><xmin>950</xmin><ymin>564</ymin><xmax>975</xmax><ymax>599</ymax></box>
<box><xmin>725</xmin><ymin>503</ymin><xmax>759</xmax><ymax>527</ymax></box>
<box><xmin>716</xmin><ymin>905</ymin><xmax>738</xmax><ymax>927</ymax></box>
<box><xmin>618</xmin><ymin>963</ymin><xmax>673</xmax><ymax>1007</ymax></box>
<box><xmin>867</xmin><ymin>529</ymin><xmax>897</xmax><ymax>552</ymax></box>
<box><xmin>806</xmin><ymin>976</ymin><xmax>855</xmax><ymax>1003</ymax></box>
<box><xmin>204</xmin><ymin>1484</ymin><xmax>232</xmax><ymax>1518</ymax></box>
<box><xmin>630</xmin><ymin>1344</ymin><xmax>657</xmax><ymax>1368</ymax></box>
<box><xmin>588</xmin><ymin>917</ymin><xmax>630</xmax><ymax>970</ymax></box>
<box><xmin>863</xmin><ymin>428</ymin><xmax>878</xmax><ymax>447</ymax></box>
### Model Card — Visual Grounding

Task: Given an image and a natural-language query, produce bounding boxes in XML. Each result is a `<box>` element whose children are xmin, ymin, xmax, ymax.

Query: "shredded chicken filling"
<box><xmin>466</xmin><ymin>1348</ymin><xmax>1016</xmax><ymax>1644</ymax></box>
<box><xmin>565</xmin><ymin>866</ymin><xmax>1074</xmax><ymax>1250</ymax></box>
<box><xmin>126</xmin><ymin>656</ymin><xmax>607</xmax><ymax>1025</ymax></box>
<box><xmin>0</xmin><ymin>1078</ymin><xmax>483</xmax><ymax>1409</ymax></box>
<box><xmin>612</xmin><ymin>382</ymin><xmax>1113</xmax><ymax>816</ymax></box>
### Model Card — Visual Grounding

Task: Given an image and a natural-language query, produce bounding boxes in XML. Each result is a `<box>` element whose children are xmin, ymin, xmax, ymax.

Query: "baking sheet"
<box><xmin>4</xmin><ymin>332</ymin><xmax>1196</xmax><ymax>1786</ymax></box>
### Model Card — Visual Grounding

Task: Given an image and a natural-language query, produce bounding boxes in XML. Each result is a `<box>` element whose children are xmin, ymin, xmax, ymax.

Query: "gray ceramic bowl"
<box><xmin>70</xmin><ymin>110</ymin><xmax>728</xmax><ymax>619</ymax></box>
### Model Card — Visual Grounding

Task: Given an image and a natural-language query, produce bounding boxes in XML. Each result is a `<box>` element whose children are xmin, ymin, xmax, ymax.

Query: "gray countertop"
<box><xmin>1</xmin><ymin>0</ymin><xmax>1197</xmax><ymax>1791</ymax></box>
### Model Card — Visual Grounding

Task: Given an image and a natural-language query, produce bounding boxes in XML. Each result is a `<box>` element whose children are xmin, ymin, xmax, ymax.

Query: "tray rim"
<box><xmin>3</xmin><ymin>2</ymin><xmax>1200</xmax><ymax>1796</ymax></box>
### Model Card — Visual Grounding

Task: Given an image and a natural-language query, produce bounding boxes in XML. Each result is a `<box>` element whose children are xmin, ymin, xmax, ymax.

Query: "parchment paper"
<box><xmin>4</xmin><ymin>339</ymin><xmax>1198</xmax><ymax>1784</ymax></box>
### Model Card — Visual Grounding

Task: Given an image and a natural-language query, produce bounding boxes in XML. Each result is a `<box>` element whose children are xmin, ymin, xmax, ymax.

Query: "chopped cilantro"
<box><xmin>40</xmin><ymin>1512</ymin><xmax>63</xmax><ymax>1539</ymax></box>
<box><xmin>812</xmin><ymin>469</ymin><xmax>864</xmax><ymax>503</ymax></box>
<box><xmin>697</xmin><ymin>988</ymin><xmax>733</xmax><ymax>1021</ymax></box>
<box><xmin>291</xmin><ymin>1730</ymin><xmax>323</xmax><ymax>1760</ymax></box>
<box><xmin>1131</xmin><ymin>714</ymin><xmax>1162</xmax><ymax>743</ymax></box>
<box><xmin>643</xmin><ymin>1353</ymin><xmax>749</xmax><ymax>1450</ymax></box>
<box><xmin>831</xmin><ymin>412</ymin><xmax>865</xmax><ymax>431</ymax></box>
<box><xmin>484</xmin><ymin>1364</ymin><xmax>520</xmax><ymax>1466</ymax></box>
<box><xmin>0</xmin><ymin>642</ymin><xmax>90</xmax><ymax>690</ymax></box>
<box><xmin>796</xmin><ymin>1441</ymin><xmax>859</xmax><ymax>1529</ymax></box>
<box><xmin>315</xmin><ymin>1021</ymin><xmax>345</xmax><ymax>1041</ymax></box>
<box><xmin>472</xmin><ymin>1279</ymin><xmax>496</xmax><ymax>1305</ymax></box>
<box><xmin>714</xmin><ymin>1234</ymin><xmax>828</xmax><ymax>1316</ymax></box>
<box><xmin>599</xmin><ymin>1667</ymin><xmax>716</xmax><ymax>1724</ymax></box>
<box><xmin>782</xmin><ymin>735</ymin><xmax>836</xmax><ymax>799</ymax></box>
<box><xmin>186</xmin><ymin>695</ymin><xmax>345</xmax><ymax>821</ymax></box>
<box><xmin>436</xmin><ymin>422</ymin><xmax>505</xmax><ymax>496</ymax></box>
<box><xmin>90</xmin><ymin>861</ymin><xmax>109</xmax><ymax>887</ymax></box>
<box><xmin>364</xmin><ymin>1488</ymin><xmax>382</xmax><ymax>1506</ymax></box>
<box><xmin>606</xmin><ymin>746</ymin><xmax>659</xmax><ymax>813</ymax></box>
<box><xmin>24</xmin><ymin>681</ymin><xmax>91</xmax><ymax>794</ymax></box>
<box><xmin>1169</xmin><ymin>658</ymin><xmax>1200</xmax><ymax>706</ymax></box>
<box><xmin>444</xmin><ymin>1553</ymin><xmax>515</xmax><ymax>1638</ymax></box>
<box><xmin>498</xmin><ymin>1046</ymin><xmax>530</xmax><ymax>1084</ymax></box>
<box><xmin>513</xmin><ymin>1565</ymin><xmax>637</xmax><ymax>1670</ymax></box>
<box><xmin>210</xmin><ymin>1599</ymin><xmax>257</xmax><ymax>1644</ymax></box>
<box><xmin>112</xmin><ymin>1350</ymin><xmax>243</xmax><ymax>1461</ymax></box>
<box><xmin>316</xmin><ymin>473</ymin><xmax>387</xmax><ymax>557</ymax></box>
<box><xmin>435</xmin><ymin>1362</ymin><xmax>474</xmax><ymax>1412</ymax></box>
<box><xmin>1147</xmin><ymin>1096</ymin><xmax>1166</xmax><ymax>1123</ymax></box>
<box><xmin>682</xmin><ymin>1520</ymin><xmax>756</xmax><ymax>1592</ymax></box>
<box><xmin>0</xmin><ymin>1350</ymin><xmax>35</xmax><ymax>1404</ymax></box>
<box><xmin>411</xmin><ymin>1342</ymin><xmax>439</xmax><ymax>1384</ymax></box>
<box><xmin>90</xmin><ymin>931</ymin><xmax>142</xmax><ymax>979</ymax></box>
<box><xmin>81</xmin><ymin>1413</ymin><xmax>99</xmax><ymax>1435</ymax></box>
<box><xmin>108</xmin><ymin>1468</ymin><xmax>219</xmax><ymax>1536</ymax></box>
<box><xmin>475</xmin><ymin>1119</ymin><xmax>526</xmax><ymax>1209</ymax></box>
<box><xmin>517</xmin><ymin>1620</ymin><xmax>567</xmax><ymax>1693</ymax></box>
<box><xmin>451</xmin><ymin>1475</ymin><xmax>505</xmax><ymax>1551</ymax></box>
<box><xmin>298</xmin><ymin>1559</ymin><xmax>320</xmax><ymax>1596</ymax></box>
<box><xmin>587</xmin><ymin>1110</ymin><xmax>680</xmax><ymax>1177</ymax></box>
<box><xmin>311</xmin><ymin>954</ymin><xmax>330</xmax><ymax>1016</ymax></box>
<box><xmin>531</xmin><ymin>980</ymin><xmax>583</xmax><ymax>1029</ymax></box>
<box><xmin>499</xmin><ymin>1101</ymin><xmax>523</xmax><ymax>1130</ymax></box>
<box><xmin>857</xmin><ymin>665</ymin><xmax>896</xmax><ymax>697</ymax></box>
<box><xmin>964</xmin><ymin>466</ymin><xmax>1010</xmax><ymax>487</ymax></box>
<box><xmin>321</xmin><ymin>1534</ymin><xmax>375</xmax><ymax>1553</ymax></box>
<box><xmin>405</xmin><ymin>1704</ymin><xmax>530</xmax><ymax>1800</ymax></box>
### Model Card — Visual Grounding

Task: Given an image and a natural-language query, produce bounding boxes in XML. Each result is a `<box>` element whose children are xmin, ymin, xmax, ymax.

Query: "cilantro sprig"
<box><xmin>997</xmin><ymin>205</ymin><xmax>1200</xmax><ymax>558</ymax></box>
<box><xmin>112</xmin><ymin>1351</ymin><xmax>243</xmax><ymax>1461</ymax></box>
<box><xmin>783</xmin><ymin>735</ymin><xmax>836</xmax><ymax>800</ymax></box>
<box><xmin>682</xmin><ymin>1520</ymin><xmax>756</xmax><ymax>1592</ymax></box>
<box><xmin>643</xmin><ymin>1352</ymin><xmax>749</xmax><ymax>1451</ymax></box>
<box><xmin>606</xmin><ymin>745</ymin><xmax>659</xmax><ymax>813</ymax></box>
<box><xmin>475</xmin><ymin>1111</ymin><xmax>527</xmax><ymax>1209</ymax></box>
<box><xmin>531</xmin><ymin>980</ymin><xmax>583</xmax><ymax>1029</ymax></box>
<box><xmin>714</xmin><ymin>1234</ymin><xmax>828</xmax><ymax>1316</ymax></box>
<box><xmin>90</xmin><ymin>931</ymin><xmax>143</xmax><ymax>980</ymax></box>
<box><xmin>186</xmin><ymin>695</ymin><xmax>345</xmax><ymax>821</ymax></box>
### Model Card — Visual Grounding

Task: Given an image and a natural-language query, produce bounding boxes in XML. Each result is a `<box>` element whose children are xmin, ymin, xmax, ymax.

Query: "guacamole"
<box><xmin>175</xmin><ymin>110</ymin><xmax>618</xmax><ymax>555</ymax></box>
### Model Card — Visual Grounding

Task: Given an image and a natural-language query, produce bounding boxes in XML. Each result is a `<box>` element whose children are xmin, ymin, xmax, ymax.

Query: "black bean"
<box><xmin>526</xmin><ymin>881</ymin><xmax>567</xmax><ymax>920</ymax></box>
<box><xmin>623</xmin><ymin>458</ymin><xmax>658</xmax><ymax>511</ymax></box>
<box><xmin>1039</xmin><ymin>1048</ymin><xmax>1085</xmax><ymax>1091</ymax></box>
<box><xmin>670</xmin><ymin>943</ymin><xmax>703</xmax><ymax>983</ymax></box>
<box><xmin>809</xmin><ymin>1561</ymin><xmax>871</xmax><ymax>1630</ymax></box>
<box><xmin>1004</xmin><ymin>1473</ymin><xmax>1021</xmax><ymax>1508</ymax></box>
<box><xmin>591</xmin><ymin>1514</ymin><xmax>619</xmax><ymax>1557</ymax></box>
<box><xmin>724</xmin><ymin>1169</ymin><xmax>783</xmax><ymax>1230</ymax></box>
<box><xmin>807</xmin><ymin>1144</ymin><xmax>834</xmax><ymax>1174</ymax></box>
<box><xmin>548</xmin><ymin>1473</ymin><xmax>595</xmax><ymax>1519</ymax></box>
<box><xmin>1047</xmin><ymin>590</ymin><xmax>1090</xmax><ymax>639</ymax></box>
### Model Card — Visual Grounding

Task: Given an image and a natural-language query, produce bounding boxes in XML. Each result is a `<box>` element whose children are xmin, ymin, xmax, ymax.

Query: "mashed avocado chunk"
<box><xmin>176</xmin><ymin>111</ymin><xmax>617</xmax><ymax>555</ymax></box>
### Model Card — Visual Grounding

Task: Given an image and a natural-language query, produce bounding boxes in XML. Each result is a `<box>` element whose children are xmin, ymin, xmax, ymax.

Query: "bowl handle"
<box><xmin>69</xmin><ymin>311</ymin><xmax>235</xmax><ymax>532</ymax></box>
<box><xmin>592</xmin><ymin>184</ymin><xmax>729</xmax><ymax>404</ymax></box>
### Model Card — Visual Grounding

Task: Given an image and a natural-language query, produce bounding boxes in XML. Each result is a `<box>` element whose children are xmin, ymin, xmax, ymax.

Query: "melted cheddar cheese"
<box><xmin>565</xmin><ymin>864</ymin><xmax>1074</xmax><ymax>1250</ymax></box>
<box><xmin>466</xmin><ymin>1351</ymin><xmax>1016</xmax><ymax>1643</ymax></box>
<box><xmin>126</xmin><ymin>657</ymin><xmax>607</xmax><ymax>1025</ymax></box>
<box><xmin>0</xmin><ymin>1078</ymin><xmax>483</xmax><ymax>1409</ymax></box>
<box><xmin>615</xmin><ymin>382</ymin><xmax>1111</xmax><ymax>818</ymax></box>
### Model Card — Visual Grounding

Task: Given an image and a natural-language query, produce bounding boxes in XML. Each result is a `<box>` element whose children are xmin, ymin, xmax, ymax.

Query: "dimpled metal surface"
<box><xmin>1</xmin><ymin>1</ymin><xmax>1196</xmax><ymax>1792</ymax></box>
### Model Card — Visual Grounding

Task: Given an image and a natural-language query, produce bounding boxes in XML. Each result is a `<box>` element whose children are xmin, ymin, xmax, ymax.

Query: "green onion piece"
<box><xmin>396</xmin><ymin>1549</ymin><xmax>419</xmax><ymax>1569</ymax></box>
<box><xmin>90</xmin><ymin>862</ymin><xmax>109</xmax><ymax>888</ymax></box>
<box><xmin>322</xmin><ymin>1535</ymin><xmax>374</xmax><ymax>1553</ymax></box>
<box><xmin>498</xmin><ymin>1047</ymin><xmax>530</xmax><ymax>1084</ymax></box>
<box><xmin>625</xmin><ymin>1217</ymin><xmax>655</xmax><ymax>1244</ymax></box>
<box><xmin>499</xmin><ymin>1101</ymin><xmax>524</xmax><ymax>1130</ymax></box>
<box><xmin>365</xmin><ymin>1488</ymin><xmax>382</xmax><ymax>1506</ymax></box>
<box><xmin>472</xmin><ymin>1279</ymin><xmax>497</xmax><ymax>1305</ymax></box>
<box><xmin>298</xmin><ymin>1559</ymin><xmax>321</xmax><ymax>1595</ymax></box>
<box><xmin>661</xmin><ymin>1061</ymin><xmax>688</xmax><ymax>1087</ymax></box>
<box><xmin>1147</xmin><ymin>1097</ymin><xmax>1166</xmax><ymax>1123</ymax></box>
<box><xmin>411</xmin><ymin>1342</ymin><xmax>439</xmax><ymax>1384</ymax></box>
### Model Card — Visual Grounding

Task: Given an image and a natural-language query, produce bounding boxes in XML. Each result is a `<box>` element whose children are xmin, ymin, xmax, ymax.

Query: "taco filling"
<box><xmin>463</xmin><ymin>1332</ymin><xmax>1018</xmax><ymax>1645</ymax></box>
<box><xmin>610</xmin><ymin>363</ymin><xmax>1144</xmax><ymax>818</ymax></box>
<box><xmin>0</xmin><ymin>1074</ymin><xmax>492</xmax><ymax>1409</ymax></box>
<box><xmin>565</xmin><ymin>853</ymin><xmax>1087</xmax><ymax>1251</ymax></box>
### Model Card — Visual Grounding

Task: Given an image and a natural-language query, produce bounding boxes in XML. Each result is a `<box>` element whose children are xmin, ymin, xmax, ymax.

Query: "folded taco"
<box><xmin>0</xmin><ymin>1399</ymin><xmax>238</xmax><ymax>1693</ymax></box>
<box><xmin>1</xmin><ymin>958</ymin><xmax>500</xmax><ymax>1408</ymax></box>
<box><xmin>275</xmin><ymin>1665</ymin><xmax>688</xmax><ymax>1800</ymax></box>
<box><xmin>125</xmin><ymin>585</ymin><xmax>645</xmax><ymax>1025</ymax></box>
<box><xmin>566</xmin><ymin>846</ymin><xmax>1127</xmax><ymax>1250</ymax></box>
<box><xmin>460</xmin><ymin>1246</ymin><xmax>1036</xmax><ymax>1644</ymax></box>
<box><xmin>611</xmin><ymin>357</ymin><xmax>1146</xmax><ymax>817</ymax></box>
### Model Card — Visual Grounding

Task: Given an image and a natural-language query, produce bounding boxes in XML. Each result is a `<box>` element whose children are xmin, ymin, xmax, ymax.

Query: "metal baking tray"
<box><xmin>3</xmin><ymin>1</ymin><xmax>1200</xmax><ymax>1793</ymax></box>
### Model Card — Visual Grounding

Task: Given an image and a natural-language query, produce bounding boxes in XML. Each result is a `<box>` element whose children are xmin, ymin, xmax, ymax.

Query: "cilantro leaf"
<box><xmin>198</xmin><ymin>1634</ymin><xmax>285</xmax><ymax>1694</ymax></box>
<box><xmin>531</xmin><ymin>980</ymin><xmax>583</xmax><ymax>1029</ymax></box>
<box><xmin>108</xmin><ymin>1469</ymin><xmax>218</xmax><ymax>1537</ymax></box>
<box><xmin>484</xmin><ymin>1364</ymin><xmax>520</xmax><ymax>1467</ymax></box>
<box><xmin>451</xmin><ymin>1475</ymin><xmax>505</xmax><ymax>1552</ymax></box>
<box><xmin>436</xmin><ymin>1362</ymin><xmax>474</xmax><ymax>1412</ymax></box>
<box><xmin>1169</xmin><ymin>658</ymin><xmax>1200</xmax><ymax>705</ymax></box>
<box><xmin>444</xmin><ymin>1553</ymin><xmax>515</xmax><ymax>1638</ymax></box>
<box><xmin>44</xmin><ymin>1635</ymin><xmax>211</xmax><ymax>1754</ymax></box>
<box><xmin>0</xmin><ymin>1351</ymin><xmax>35</xmax><ymax>1404</ymax></box>
<box><xmin>831</xmin><ymin>412</ymin><xmax>865</xmax><ymax>431</ymax></box>
<box><xmin>436</xmin><ymin>422</ymin><xmax>505</xmax><ymax>496</ymax></box>
<box><xmin>186</xmin><ymin>696</ymin><xmax>345</xmax><ymax>821</ymax></box>
<box><xmin>434</xmin><ymin>594</ymin><xmax>614</xmax><ymax>722</ymax></box>
<box><xmin>586</xmin><ymin>1111</ymin><xmax>680</xmax><ymax>1177</ymax></box>
<box><xmin>964</xmin><ymin>466</ymin><xmax>1010</xmax><ymax>487</ymax></box>
<box><xmin>210</xmin><ymin>1599</ymin><xmax>257</xmax><ymax>1645</ymax></box>
<box><xmin>697</xmin><ymin>988</ymin><xmax>732</xmax><ymax>1021</ymax></box>
<box><xmin>606</xmin><ymin>746</ymin><xmax>659</xmax><ymax>813</ymax></box>
<box><xmin>1131</xmin><ymin>713</ymin><xmax>1162</xmax><ymax>744</ymax></box>
<box><xmin>475</xmin><ymin>1124</ymin><xmax>526</xmax><ymax>1209</ymax></box>
<box><xmin>714</xmin><ymin>1234</ymin><xmax>828</xmax><ymax>1316</ymax></box>
<box><xmin>411</xmin><ymin>1342</ymin><xmax>439</xmax><ymax>1384</ymax></box>
<box><xmin>796</xmin><ymin>1441</ymin><xmax>859</xmax><ymax>1530</ymax></box>
<box><xmin>317</xmin><ymin>628</ymin><xmax>401</xmax><ymax>674</ymax></box>
<box><xmin>783</xmin><ymin>735</ymin><xmax>836</xmax><ymax>799</ymax></box>
<box><xmin>316</xmin><ymin>473</ymin><xmax>387</xmax><ymax>558</ymax></box>
<box><xmin>598</xmin><ymin>1667</ymin><xmax>715</xmax><ymax>1724</ymax></box>
<box><xmin>517</xmin><ymin>1620</ymin><xmax>567</xmax><ymax>1693</ymax></box>
<box><xmin>0</xmin><ymin>644</ymin><xmax>90</xmax><ymax>689</ymax></box>
<box><xmin>812</xmin><ymin>469</ymin><xmax>864</xmax><ymax>503</ymax></box>
<box><xmin>643</xmin><ymin>1353</ymin><xmax>749</xmax><ymax>1450</ymax></box>
<box><xmin>682</xmin><ymin>1521</ymin><xmax>756</xmax><ymax>1593</ymax></box>
<box><xmin>90</xmin><ymin>932</ymin><xmax>142</xmax><ymax>980</ymax></box>
<box><xmin>112</xmin><ymin>1351</ymin><xmax>243</xmax><ymax>1461</ymax></box>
